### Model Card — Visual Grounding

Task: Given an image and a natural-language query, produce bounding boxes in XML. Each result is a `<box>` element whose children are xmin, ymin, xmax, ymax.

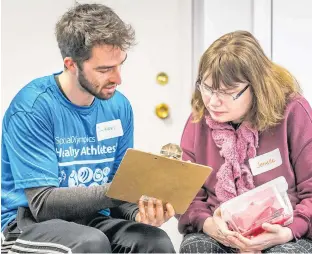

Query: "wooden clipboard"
<box><xmin>106</xmin><ymin>148</ymin><xmax>213</xmax><ymax>214</ymax></box>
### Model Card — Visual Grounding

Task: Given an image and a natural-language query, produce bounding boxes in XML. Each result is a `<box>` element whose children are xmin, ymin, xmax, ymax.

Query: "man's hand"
<box><xmin>226</xmin><ymin>223</ymin><xmax>294</xmax><ymax>252</ymax></box>
<box><xmin>135</xmin><ymin>197</ymin><xmax>175</xmax><ymax>227</ymax></box>
<box><xmin>203</xmin><ymin>207</ymin><xmax>238</xmax><ymax>247</ymax></box>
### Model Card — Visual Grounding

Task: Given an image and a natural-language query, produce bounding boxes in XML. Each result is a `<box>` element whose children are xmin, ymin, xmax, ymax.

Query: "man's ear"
<box><xmin>64</xmin><ymin>57</ymin><xmax>77</xmax><ymax>73</ymax></box>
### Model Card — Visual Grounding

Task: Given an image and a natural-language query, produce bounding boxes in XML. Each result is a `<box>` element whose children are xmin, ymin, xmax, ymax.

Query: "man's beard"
<box><xmin>77</xmin><ymin>69</ymin><xmax>116</xmax><ymax>100</ymax></box>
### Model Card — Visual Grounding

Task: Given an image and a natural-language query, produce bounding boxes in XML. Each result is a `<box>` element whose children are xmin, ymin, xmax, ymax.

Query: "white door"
<box><xmin>271</xmin><ymin>0</ymin><xmax>312</xmax><ymax>104</ymax></box>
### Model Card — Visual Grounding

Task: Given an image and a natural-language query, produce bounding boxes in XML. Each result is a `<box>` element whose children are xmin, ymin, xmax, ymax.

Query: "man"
<box><xmin>1</xmin><ymin>3</ymin><xmax>175</xmax><ymax>253</ymax></box>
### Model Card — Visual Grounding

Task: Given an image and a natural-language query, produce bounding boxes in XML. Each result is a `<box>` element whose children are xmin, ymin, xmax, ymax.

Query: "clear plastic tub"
<box><xmin>220</xmin><ymin>176</ymin><xmax>293</xmax><ymax>238</ymax></box>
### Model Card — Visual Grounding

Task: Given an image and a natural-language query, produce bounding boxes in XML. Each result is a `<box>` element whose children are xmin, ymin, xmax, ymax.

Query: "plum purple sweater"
<box><xmin>178</xmin><ymin>96</ymin><xmax>312</xmax><ymax>240</ymax></box>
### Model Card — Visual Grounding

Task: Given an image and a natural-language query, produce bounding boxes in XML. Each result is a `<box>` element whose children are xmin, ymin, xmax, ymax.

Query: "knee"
<box><xmin>137</xmin><ymin>226</ymin><xmax>175</xmax><ymax>253</ymax></box>
<box><xmin>180</xmin><ymin>233</ymin><xmax>227</xmax><ymax>253</ymax></box>
<box><xmin>76</xmin><ymin>227</ymin><xmax>111</xmax><ymax>253</ymax></box>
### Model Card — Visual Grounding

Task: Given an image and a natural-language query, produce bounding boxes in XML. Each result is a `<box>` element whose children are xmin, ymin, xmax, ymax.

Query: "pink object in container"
<box><xmin>220</xmin><ymin>176</ymin><xmax>293</xmax><ymax>238</ymax></box>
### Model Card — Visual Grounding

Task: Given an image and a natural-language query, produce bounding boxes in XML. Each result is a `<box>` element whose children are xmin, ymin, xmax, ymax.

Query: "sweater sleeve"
<box><xmin>286</xmin><ymin>98</ymin><xmax>312</xmax><ymax>239</ymax></box>
<box><xmin>178</xmin><ymin>114</ymin><xmax>213</xmax><ymax>234</ymax></box>
<box><xmin>25</xmin><ymin>184</ymin><xmax>125</xmax><ymax>222</ymax></box>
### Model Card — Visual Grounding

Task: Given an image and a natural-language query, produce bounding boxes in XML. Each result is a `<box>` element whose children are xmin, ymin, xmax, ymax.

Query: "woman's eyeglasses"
<box><xmin>196</xmin><ymin>79</ymin><xmax>250</xmax><ymax>101</ymax></box>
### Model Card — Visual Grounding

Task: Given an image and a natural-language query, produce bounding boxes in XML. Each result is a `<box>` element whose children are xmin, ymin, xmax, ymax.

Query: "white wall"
<box><xmin>1</xmin><ymin>0</ymin><xmax>74</xmax><ymax>117</ymax></box>
<box><xmin>272</xmin><ymin>0</ymin><xmax>312</xmax><ymax>104</ymax></box>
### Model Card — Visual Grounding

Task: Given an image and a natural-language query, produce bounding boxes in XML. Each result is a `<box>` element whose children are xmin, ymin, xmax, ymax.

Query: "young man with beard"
<box><xmin>1</xmin><ymin>3</ymin><xmax>175</xmax><ymax>253</ymax></box>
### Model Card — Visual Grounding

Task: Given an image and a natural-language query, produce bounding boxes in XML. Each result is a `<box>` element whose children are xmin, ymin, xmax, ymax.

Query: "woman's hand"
<box><xmin>203</xmin><ymin>207</ymin><xmax>238</xmax><ymax>247</ymax></box>
<box><xmin>226</xmin><ymin>223</ymin><xmax>294</xmax><ymax>252</ymax></box>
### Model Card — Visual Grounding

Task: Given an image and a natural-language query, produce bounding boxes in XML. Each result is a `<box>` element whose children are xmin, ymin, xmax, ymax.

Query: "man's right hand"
<box><xmin>135</xmin><ymin>197</ymin><xmax>175</xmax><ymax>227</ymax></box>
<box><xmin>203</xmin><ymin>207</ymin><xmax>238</xmax><ymax>248</ymax></box>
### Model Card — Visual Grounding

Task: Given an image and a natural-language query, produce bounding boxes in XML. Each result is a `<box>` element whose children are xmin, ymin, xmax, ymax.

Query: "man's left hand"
<box><xmin>135</xmin><ymin>197</ymin><xmax>175</xmax><ymax>227</ymax></box>
<box><xmin>226</xmin><ymin>223</ymin><xmax>294</xmax><ymax>252</ymax></box>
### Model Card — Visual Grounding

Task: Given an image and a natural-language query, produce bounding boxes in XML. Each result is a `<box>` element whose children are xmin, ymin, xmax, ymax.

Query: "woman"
<box><xmin>178</xmin><ymin>30</ymin><xmax>312</xmax><ymax>253</ymax></box>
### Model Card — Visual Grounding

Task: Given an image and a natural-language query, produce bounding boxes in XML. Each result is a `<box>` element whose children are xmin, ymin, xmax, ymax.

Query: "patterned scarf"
<box><xmin>205</xmin><ymin>115</ymin><xmax>259</xmax><ymax>203</ymax></box>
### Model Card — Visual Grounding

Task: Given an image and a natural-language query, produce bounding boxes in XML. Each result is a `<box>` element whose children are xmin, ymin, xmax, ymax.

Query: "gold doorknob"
<box><xmin>155</xmin><ymin>103</ymin><xmax>169</xmax><ymax>119</ymax></box>
<box><xmin>156</xmin><ymin>72</ymin><xmax>169</xmax><ymax>85</ymax></box>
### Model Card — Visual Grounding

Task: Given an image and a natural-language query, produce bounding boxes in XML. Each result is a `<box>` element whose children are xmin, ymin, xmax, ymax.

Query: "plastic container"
<box><xmin>220</xmin><ymin>176</ymin><xmax>293</xmax><ymax>238</ymax></box>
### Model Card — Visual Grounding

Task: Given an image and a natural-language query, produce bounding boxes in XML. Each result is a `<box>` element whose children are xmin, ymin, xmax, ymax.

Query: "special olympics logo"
<box><xmin>103</xmin><ymin>167</ymin><xmax>111</xmax><ymax>176</ymax></box>
<box><xmin>93</xmin><ymin>168</ymin><xmax>104</xmax><ymax>182</ymax></box>
<box><xmin>68</xmin><ymin>170</ymin><xmax>78</xmax><ymax>187</ymax></box>
<box><xmin>59</xmin><ymin>170</ymin><xmax>66</xmax><ymax>183</ymax></box>
<box><xmin>77</xmin><ymin>167</ymin><xmax>93</xmax><ymax>183</ymax></box>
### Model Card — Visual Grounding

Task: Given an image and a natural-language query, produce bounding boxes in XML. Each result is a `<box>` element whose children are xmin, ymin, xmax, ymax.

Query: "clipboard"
<box><xmin>106</xmin><ymin>148</ymin><xmax>213</xmax><ymax>214</ymax></box>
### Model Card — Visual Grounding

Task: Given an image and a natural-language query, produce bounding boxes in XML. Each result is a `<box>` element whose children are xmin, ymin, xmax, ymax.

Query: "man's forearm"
<box><xmin>25</xmin><ymin>184</ymin><xmax>125</xmax><ymax>222</ymax></box>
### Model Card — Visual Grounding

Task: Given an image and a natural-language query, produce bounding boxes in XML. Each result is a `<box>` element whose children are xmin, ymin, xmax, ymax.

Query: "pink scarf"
<box><xmin>205</xmin><ymin>115</ymin><xmax>259</xmax><ymax>203</ymax></box>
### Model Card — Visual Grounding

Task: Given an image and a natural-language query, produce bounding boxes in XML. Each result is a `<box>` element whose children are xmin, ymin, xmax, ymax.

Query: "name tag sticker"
<box><xmin>249</xmin><ymin>148</ymin><xmax>282</xmax><ymax>176</ymax></box>
<box><xmin>96</xmin><ymin>119</ymin><xmax>123</xmax><ymax>141</ymax></box>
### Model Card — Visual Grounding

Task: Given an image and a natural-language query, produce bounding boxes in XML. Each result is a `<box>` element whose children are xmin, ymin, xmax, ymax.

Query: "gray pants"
<box><xmin>1</xmin><ymin>207</ymin><xmax>175</xmax><ymax>253</ymax></box>
<box><xmin>180</xmin><ymin>233</ymin><xmax>312</xmax><ymax>253</ymax></box>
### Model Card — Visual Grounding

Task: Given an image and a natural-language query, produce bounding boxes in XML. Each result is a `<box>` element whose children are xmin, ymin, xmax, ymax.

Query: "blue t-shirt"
<box><xmin>1</xmin><ymin>73</ymin><xmax>134</xmax><ymax>231</ymax></box>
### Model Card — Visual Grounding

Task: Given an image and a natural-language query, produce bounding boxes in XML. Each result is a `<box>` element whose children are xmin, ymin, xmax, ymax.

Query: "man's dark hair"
<box><xmin>55</xmin><ymin>3</ymin><xmax>135</xmax><ymax>66</ymax></box>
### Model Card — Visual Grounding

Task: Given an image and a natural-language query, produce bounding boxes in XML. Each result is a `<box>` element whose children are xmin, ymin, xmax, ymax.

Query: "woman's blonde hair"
<box><xmin>192</xmin><ymin>30</ymin><xmax>301</xmax><ymax>131</ymax></box>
